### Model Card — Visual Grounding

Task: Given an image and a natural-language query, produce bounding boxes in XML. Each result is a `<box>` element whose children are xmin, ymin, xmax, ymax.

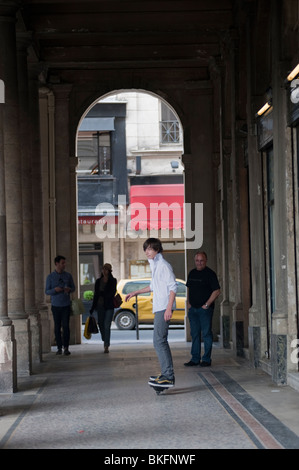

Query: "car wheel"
<box><xmin>115</xmin><ymin>310</ymin><xmax>136</xmax><ymax>330</ymax></box>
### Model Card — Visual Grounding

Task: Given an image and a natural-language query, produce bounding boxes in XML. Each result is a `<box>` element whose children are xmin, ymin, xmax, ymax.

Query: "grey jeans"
<box><xmin>153</xmin><ymin>310</ymin><xmax>174</xmax><ymax>380</ymax></box>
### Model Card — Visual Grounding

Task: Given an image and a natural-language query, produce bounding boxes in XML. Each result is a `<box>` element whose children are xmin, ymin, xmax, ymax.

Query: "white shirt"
<box><xmin>149</xmin><ymin>253</ymin><xmax>177</xmax><ymax>313</ymax></box>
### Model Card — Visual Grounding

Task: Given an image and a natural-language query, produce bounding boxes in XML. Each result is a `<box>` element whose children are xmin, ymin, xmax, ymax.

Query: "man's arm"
<box><xmin>202</xmin><ymin>289</ymin><xmax>221</xmax><ymax>309</ymax></box>
<box><xmin>164</xmin><ymin>290</ymin><xmax>176</xmax><ymax>321</ymax></box>
<box><xmin>64</xmin><ymin>274</ymin><xmax>76</xmax><ymax>294</ymax></box>
<box><xmin>45</xmin><ymin>274</ymin><xmax>60</xmax><ymax>295</ymax></box>
<box><xmin>125</xmin><ymin>285</ymin><xmax>151</xmax><ymax>302</ymax></box>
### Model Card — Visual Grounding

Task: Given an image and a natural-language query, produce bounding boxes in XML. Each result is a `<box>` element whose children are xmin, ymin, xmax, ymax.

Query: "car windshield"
<box><xmin>122</xmin><ymin>281</ymin><xmax>151</xmax><ymax>295</ymax></box>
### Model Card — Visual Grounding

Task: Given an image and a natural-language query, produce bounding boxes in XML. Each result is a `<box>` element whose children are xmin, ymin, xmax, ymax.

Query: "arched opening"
<box><xmin>75</xmin><ymin>89</ymin><xmax>186</xmax><ymax>338</ymax></box>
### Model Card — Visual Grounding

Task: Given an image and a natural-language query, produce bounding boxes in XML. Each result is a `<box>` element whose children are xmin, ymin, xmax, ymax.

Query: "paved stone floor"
<box><xmin>1</xmin><ymin>330</ymin><xmax>299</xmax><ymax>451</ymax></box>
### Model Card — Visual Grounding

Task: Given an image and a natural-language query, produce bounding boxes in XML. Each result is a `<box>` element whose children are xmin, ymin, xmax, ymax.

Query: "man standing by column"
<box><xmin>184</xmin><ymin>251</ymin><xmax>220</xmax><ymax>367</ymax></box>
<box><xmin>45</xmin><ymin>256</ymin><xmax>75</xmax><ymax>355</ymax></box>
<box><xmin>125</xmin><ymin>238</ymin><xmax>177</xmax><ymax>388</ymax></box>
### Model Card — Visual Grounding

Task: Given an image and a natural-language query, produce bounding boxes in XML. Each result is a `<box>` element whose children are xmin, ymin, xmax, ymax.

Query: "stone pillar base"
<box><xmin>221</xmin><ymin>315</ymin><xmax>230</xmax><ymax>348</ymax></box>
<box><xmin>248</xmin><ymin>326</ymin><xmax>261</xmax><ymax>367</ymax></box>
<box><xmin>70</xmin><ymin>314</ymin><xmax>82</xmax><ymax>345</ymax></box>
<box><xmin>0</xmin><ymin>325</ymin><xmax>17</xmax><ymax>393</ymax></box>
<box><xmin>40</xmin><ymin>305</ymin><xmax>51</xmax><ymax>353</ymax></box>
<box><xmin>12</xmin><ymin>317</ymin><xmax>32</xmax><ymax>377</ymax></box>
<box><xmin>232</xmin><ymin>320</ymin><xmax>244</xmax><ymax>357</ymax></box>
<box><xmin>220</xmin><ymin>300</ymin><xmax>231</xmax><ymax>348</ymax></box>
<box><xmin>271</xmin><ymin>333</ymin><xmax>287</xmax><ymax>385</ymax></box>
<box><xmin>28</xmin><ymin>310</ymin><xmax>42</xmax><ymax>366</ymax></box>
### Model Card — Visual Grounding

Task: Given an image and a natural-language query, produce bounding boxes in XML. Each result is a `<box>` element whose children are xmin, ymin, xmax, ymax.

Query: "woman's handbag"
<box><xmin>88</xmin><ymin>315</ymin><xmax>99</xmax><ymax>334</ymax></box>
<box><xmin>113</xmin><ymin>293</ymin><xmax>123</xmax><ymax>308</ymax></box>
<box><xmin>84</xmin><ymin>317</ymin><xmax>91</xmax><ymax>339</ymax></box>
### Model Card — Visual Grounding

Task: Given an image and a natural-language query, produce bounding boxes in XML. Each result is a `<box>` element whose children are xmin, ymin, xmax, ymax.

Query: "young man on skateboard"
<box><xmin>125</xmin><ymin>238</ymin><xmax>177</xmax><ymax>388</ymax></box>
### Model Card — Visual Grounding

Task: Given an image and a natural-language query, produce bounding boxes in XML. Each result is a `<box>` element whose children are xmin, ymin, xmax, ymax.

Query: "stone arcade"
<box><xmin>0</xmin><ymin>0</ymin><xmax>299</xmax><ymax>392</ymax></box>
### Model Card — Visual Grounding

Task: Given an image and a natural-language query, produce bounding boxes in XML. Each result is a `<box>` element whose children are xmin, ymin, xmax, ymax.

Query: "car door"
<box><xmin>134</xmin><ymin>280</ymin><xmax>154</xmax><ymax>322</ymax></box>
<box><xmin>122</xmin><ymin>280</ymin><xmax>153</xmax><ymax>322</ymax></box>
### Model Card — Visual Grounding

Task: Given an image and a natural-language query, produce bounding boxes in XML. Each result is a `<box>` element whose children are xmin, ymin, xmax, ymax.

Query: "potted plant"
<box><xmin>83</xmin><ymin>290</ymin><xmax>94</xmax><ymax>301</ymax></box>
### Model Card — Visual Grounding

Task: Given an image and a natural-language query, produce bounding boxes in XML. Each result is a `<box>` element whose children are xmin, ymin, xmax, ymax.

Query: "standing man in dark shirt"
<box><xmin>184</xmin><ymin>251</ymin><xmax>220</xmax><ymax>367</ymax></box>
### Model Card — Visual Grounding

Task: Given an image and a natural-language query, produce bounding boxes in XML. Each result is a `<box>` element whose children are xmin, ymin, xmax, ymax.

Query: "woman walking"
<box><xmin>90</xmin><ymin>263</ymin><xmax>117</xmax><ymax>353</ymax></box>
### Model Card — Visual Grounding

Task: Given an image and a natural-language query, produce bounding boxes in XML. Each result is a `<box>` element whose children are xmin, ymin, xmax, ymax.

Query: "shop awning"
<box><xmin>129</xmin><ymin>184</ymin><xmax>184</xmax><ymax>230</ymax></box>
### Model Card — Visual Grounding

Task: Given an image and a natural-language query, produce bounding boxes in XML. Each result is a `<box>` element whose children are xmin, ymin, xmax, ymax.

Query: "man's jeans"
<box><xmin>52</xmin><ymin>305</ymin><xmax>70</xmax><ymax>350</ymax></box>
<box><xmin>97</xmin><ymin>307</ymin><xmax>114</xmax><ymax>347</ymax></box>
<box><xmin>153</xmin><ymin>310</ymin><xmax>174</xmax><ymax>380</ymax></box>
<box><xmin>188</xmin><ymin>306</ymin><xmax>213</xmax><ymax>364</ymax></box>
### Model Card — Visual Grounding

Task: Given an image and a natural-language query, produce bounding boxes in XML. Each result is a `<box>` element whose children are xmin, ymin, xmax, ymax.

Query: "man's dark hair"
<box><xmin>54</xmin><ymin>255</ymin><xmax>66</xmax><ymax>264</ymax></box>
<box><xmin>143</xmin><ymin>238</ymin><xmax>163</xmax><ymax>253</ymax></box>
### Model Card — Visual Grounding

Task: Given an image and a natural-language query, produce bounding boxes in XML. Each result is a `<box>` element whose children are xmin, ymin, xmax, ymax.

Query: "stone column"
<box><xmin>17</xmin><ymin>33</ymin><xmax>42</xmax><ymax>367</ymax></box>
<box><xmin>228</xmin><ymin>36</ymin><xmax>247</xmax><ymax>357</ymax></box>
<box><xmin>0</xmin><ymin>38</ymin><xmax>17</xmax><ymax>392</ymax></box>
<box><xmin>183</xmin><ymin>87</ymin><xmax>220</xmax><ymax>342</ymax></box>
<box><xmin>29</xmin><ymin>72</ymin><xmax>51</xmax><ymax>354</ymax></box>
<box><xmin>38</xmin><ymin>86</ymin><xmax>55</xmax><ymax>350</ymax></box>
<box><xmin>0</xmin><ymin>2</ymin><xmax>31</xmax><ymax>376</ymax></box>
<box><xmin>182</xmin><ymin>153</ymin><xmax>193</xmax><ymax>342</ymax></box>
<box><xmin>270</xmin><ymin>0</ymin><xmax>288</xmax><ymax>385</ymax></box>
<box><xmin>69</xmin><ymin>155</ymin><xmax>81</xmax><ymax>344</ymax></box>
<box><xmin>245</xmin><ymin>15</ymin><xmax>268</xmax><ymax>368</ymax></box>
<box><xmin>213</xmin><ymin>57</ymin><xmax>231</xmax><ymax>349</ymax></box>
<box><xmin>52</xmin><ymin>84</ymin><xmax>80</xmax><ymax>345</ymax></box>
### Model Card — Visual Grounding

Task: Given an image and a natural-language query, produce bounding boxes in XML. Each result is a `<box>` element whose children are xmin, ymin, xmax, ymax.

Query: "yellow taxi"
<box><xmin>113</xmin><ymin>278</ymin><xmax>186</xmax><ymax>330</ymax></box>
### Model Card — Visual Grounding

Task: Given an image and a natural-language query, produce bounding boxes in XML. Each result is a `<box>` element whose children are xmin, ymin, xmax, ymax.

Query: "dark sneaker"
<box><xmin>148</xmin><ymin>375</ymin><xmax>175</xmax><ymax>388</ymax></box>
<box><xmin>56</xmin><ymin>349</ymin><xmax>62</xmax><ymax>355</ymax></box>
<box><xmin>149</xmin><ymin>374</ymin><xmax>161</xmax><ymax>381</ymax></box>
<box><xmin>64</xmin><ymin>349</ymin><xmax>71</xmax><ymax>356</ymax></box>
<box><xmin>200</xmin><ymin>361</ymin><xmax>211</xmax><ymax>367</ymax></box>
<box><xmin>184</xmin><ymin>360</ymin><xmax>199</xmax><ymax>366</ymax></box>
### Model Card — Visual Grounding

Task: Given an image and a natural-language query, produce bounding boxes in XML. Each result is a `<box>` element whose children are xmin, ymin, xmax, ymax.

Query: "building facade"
<box><xmin>0</xmin><ymin>0</ymin><xmax>299</xmax><ymax>392</ymax></box>
<box><xmin>77</xmin><ymin>91</ymin><xmax>185</xmax><ymax>302</ymax></box>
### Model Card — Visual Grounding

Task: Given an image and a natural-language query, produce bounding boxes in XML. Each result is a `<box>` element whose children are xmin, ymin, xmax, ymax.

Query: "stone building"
<box><xmin>0</xmin><ymin>0</ymin><xmax>299</xmax><ymax>393</ymax></box>
<box><xmin>77</xmin><ymin>91</ymin><xmax>185</xmax><ymax>294</ymax></box>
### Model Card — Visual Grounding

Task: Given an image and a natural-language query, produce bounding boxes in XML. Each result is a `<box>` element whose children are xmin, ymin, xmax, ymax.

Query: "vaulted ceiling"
<box><xmin>19</xmin><ymin>0</ymin><xmax>234</xmax><ymax>74</ymax></box>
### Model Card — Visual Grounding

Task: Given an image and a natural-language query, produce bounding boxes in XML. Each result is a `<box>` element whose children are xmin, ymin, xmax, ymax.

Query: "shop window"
<box><xmin>79</xmin><ymin>244</ymin><xmax>103</xmax><ymax>299</ymax></box>
<box><xmin>77</xmin><ymin>131</ymin><xmax>111</xmax><ymax>176</ymax></box>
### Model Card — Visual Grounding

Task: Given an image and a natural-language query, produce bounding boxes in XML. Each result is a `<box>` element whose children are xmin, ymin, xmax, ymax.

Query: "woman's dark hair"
<box><xmin>143</xmin><ymin>238</ymin><xmax>163</xmax><ymax>253</ymax></box>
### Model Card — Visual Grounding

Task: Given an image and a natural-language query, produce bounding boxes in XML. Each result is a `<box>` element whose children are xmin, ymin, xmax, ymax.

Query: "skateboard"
<box><xmin>148</xmin><ymin>381</ymin><xmax>173</xmax><ymax>395</ymax></box>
